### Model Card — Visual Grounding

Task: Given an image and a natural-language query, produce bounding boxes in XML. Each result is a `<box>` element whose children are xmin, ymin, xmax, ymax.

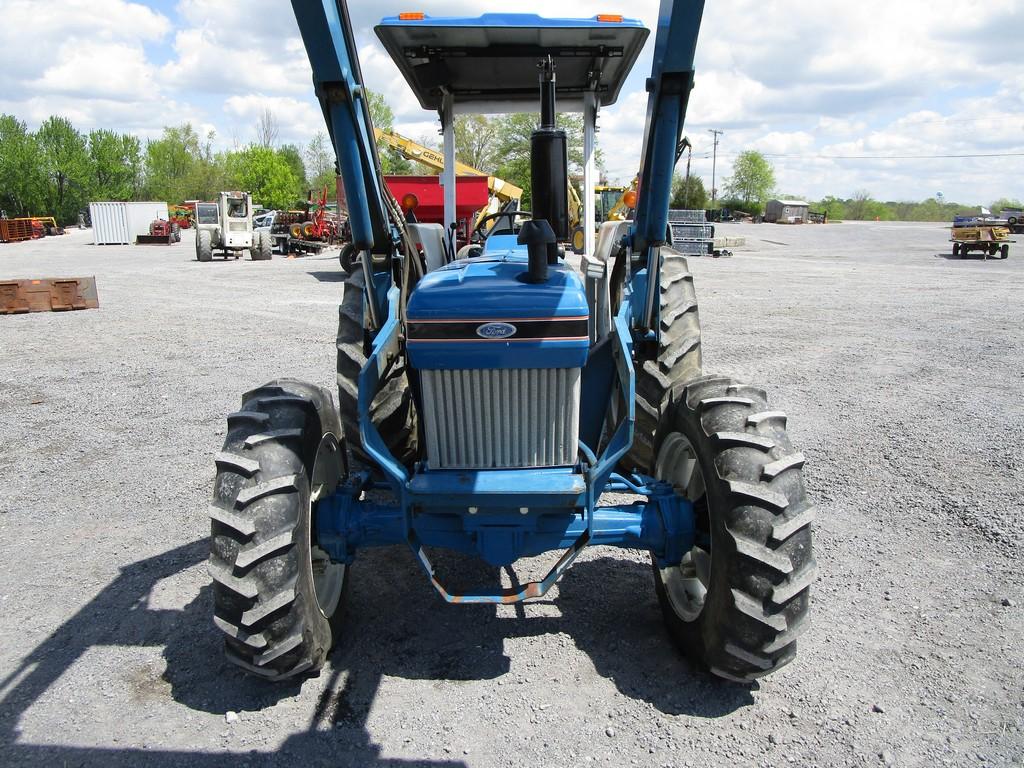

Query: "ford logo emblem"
<box><xmin>476</xmin><ymin>322</ymin><xmax>517</xmax><ymax>339</ymax></box>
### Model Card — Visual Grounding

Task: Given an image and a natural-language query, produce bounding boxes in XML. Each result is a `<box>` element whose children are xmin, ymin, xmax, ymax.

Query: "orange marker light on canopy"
<box><xmin>401</xmin><ymin>193</ymin><xmax>420</xmax><ymax>212</ymax></box>
<box><xmin>399</xmin><ymin>12</ymin><xmax>425</xmax><ymax>20</ymax></box>
<box><xmin>597</xmin><ymin>14</ymin><xmax>624</xmax><ymax>23</ymax></box>
<box><xmin>622</xmin><ymin>190</ymin><xmax>638</xmax><ymax>208</ymax></box>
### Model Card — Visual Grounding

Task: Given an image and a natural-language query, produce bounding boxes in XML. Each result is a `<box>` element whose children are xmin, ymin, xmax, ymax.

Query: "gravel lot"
<box><xmin>1</xmin><ymin>221</ymin><xmax>1021</xmax><ymax>767</ymax></box>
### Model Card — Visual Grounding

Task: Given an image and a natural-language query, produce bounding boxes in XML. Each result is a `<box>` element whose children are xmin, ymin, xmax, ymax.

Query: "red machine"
<box><xmin>384</xmin><ymin>175</ymin><xmax>490</xmax><ymax>245</ymax></box>
<box><xmin>276</xmin><ymin>186</ymin><xmax>337</xmax><ymax>250</ymax></box>
<box><xmin>136</xmin><ymin>219</ymin><xmax>180</xmax><ymax>245</ymax></box>
<box><xmin>150</xmin><ymin>220</ymin><xmax>171</xmax><ymax>237</ymax></box>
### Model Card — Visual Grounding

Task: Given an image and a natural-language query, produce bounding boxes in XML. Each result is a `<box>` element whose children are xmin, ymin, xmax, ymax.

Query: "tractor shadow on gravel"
<box><xmin>0</xmin><ymin>539</ymin><xmax>467</xmax><ymax>767</ymax></box>
<box><xmin>308</xmin><ymin>270</ymin><xmax>348</xmax><ymax>282</ymax></box>
<box><xmin>304</xmin><ymin>545</ymin><xmax>755</xmax><ymax>723</ymax></box>
<box><xmin>934</xmin><ymin>252</ymin><xmax>1000</xmax><ymax>260</ymax></box>
<box><xmin>0</xmin><ymin>539</ymin><xmax>751</xmax><ymax>767</ymax></box>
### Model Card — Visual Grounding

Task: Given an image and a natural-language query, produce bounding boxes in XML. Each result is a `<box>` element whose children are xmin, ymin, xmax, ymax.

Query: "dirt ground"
<box><xmin>1</xmin><ymin>222</ymin><xmax>1021</xmax><ymax>767</ymax></box>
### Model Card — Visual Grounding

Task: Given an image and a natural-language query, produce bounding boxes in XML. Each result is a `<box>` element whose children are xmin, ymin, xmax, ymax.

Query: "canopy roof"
<box><xmin>375</xmin><ymin>13</ymin><xmax>649</xmax><ymax>113</ymax></box>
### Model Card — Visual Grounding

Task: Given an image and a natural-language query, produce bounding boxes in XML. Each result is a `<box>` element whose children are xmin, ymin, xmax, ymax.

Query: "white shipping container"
<box><xmin>90</xmin><ymin>201</ymin><xmax>169</xmax><ymax>245</ymax></box>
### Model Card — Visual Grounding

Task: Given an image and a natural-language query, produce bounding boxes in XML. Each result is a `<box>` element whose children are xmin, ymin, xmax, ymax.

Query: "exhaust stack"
<box><xmin>530</xmin><ymin>56</ymin><xmax>570</xmax><ymax>242</ymax></box>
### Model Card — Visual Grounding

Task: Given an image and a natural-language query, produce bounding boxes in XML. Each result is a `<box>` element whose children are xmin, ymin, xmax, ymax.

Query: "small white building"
<box><xmin>765</xmin><ymin>199</ymin><xmax>809</xmax><ymax>224</ymax></box>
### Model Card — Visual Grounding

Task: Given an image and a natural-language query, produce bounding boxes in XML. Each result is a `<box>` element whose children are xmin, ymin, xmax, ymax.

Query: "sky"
<box><xmin>1</xmin><ymin>0</ymin><xmax>1022</xmax><ymax>205</ymax></box>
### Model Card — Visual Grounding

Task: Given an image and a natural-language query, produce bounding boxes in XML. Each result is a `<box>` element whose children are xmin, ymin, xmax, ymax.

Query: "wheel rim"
<box><xmin>308</xmin><ymin>434</ymin><xmax>346</xmax><ymax>618</ymax></box>
<box><xmin>573</xmin><ymin>229</ymin><xmax>585</xmax><ymax>252</ymax></box>
<box><xmin>655</xmin><ymin>431</ymin><xmax>711</xmax><ymax>623</ymax></box>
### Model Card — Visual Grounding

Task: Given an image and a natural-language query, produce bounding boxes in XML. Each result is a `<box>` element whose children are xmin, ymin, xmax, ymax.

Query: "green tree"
<box><xmin>367</xmin><ymin>90</ymin><xmax>394</xmax><ymax>131</ymax></box>
<box><xmin>187</xmin><ymin>132</ymin><xmax>228</xmax><ymax>202</ymax></box>
<box><xmin>990</xmin><ymin>198</ymin><xmax>1022</xmax><ymax>214</ymax></box>
<box><xmin>278</xmin><ymin>143</ymin><xmax>307</xmax><ymax>193</ymax></box>
<box><xmin>0</xmin><ymin>114</ymin><xmax>46</xmax><ymax>217</ymax></box>
<box><xmin>365</xmin><ymin>89</ymin><xmax>412</xmax><ymax>174</ymax></box>
<box><xmin>844</xmin><ymin>190</ymin><xmax>873</xmax><ymax>220</ymax></box>
<box><xmin>36</xmin><ymin>116</ymin><xmax>90</xmax><ymax>222</ymax></box>
<box><xmin>671</xmin><ymin>173</ymin><xmax>707</xmax><ymax>209</ymax></box>
<box><xmin>814</xmin><ymin>195</ymin><xmax>846</xmax><ymax>220</ymax></box>
<box><xmin>305</xmin><ymin>131</ymin><xmax>336</xmax><ymax>191</ymax></box>
<box><xmin>723</xmin><ymin>150</ymin><xmax>775</xmax><ymax>207</ymax></box>
<box><xmin>227</xmin><ymin>145</ymin><xmax>299</xmax><ymax>209</ymax></box>
<box><xmin>144</xmin><ymin>124</ymin><xmax>203</xmax><ymax>202</ymax></box>
<box><xmin>88</xmin><ymin>129</ymin><xmax>142</xmax><ymax>201</ymax></box>
<box><xmin>455</xmin><ymin>114</ymin><xmax>499</xmax><ymax>171</ymax></box>
<box><xmin>492</xmin><ymin>113</ymin><xmax>588</xmax><ymax>207</ymax></box>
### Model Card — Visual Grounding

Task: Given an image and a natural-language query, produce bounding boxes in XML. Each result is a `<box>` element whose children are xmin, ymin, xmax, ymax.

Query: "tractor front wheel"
<box><xmin>625</xmin><ymin>252</ymin><xmax>703</xmax><ymax>473</ymax></box>
<box><xmin>652</xmin><ymin>375</ymin><xmax>815</xmax><ymax>682</ymax></box>
<box><xmin>336</xmin><ymin>268</ymin><xmax>419</xmax><ymax>468</ymax></box>
<box><xmin>196</xmin><ymin>229</ymin><xmax>213</xmax><ymax>262</ymax></box>
<box><xmin>209</xmin><ymin>380</ymin><xmax>348</xmax><ymax>680</ymax></box>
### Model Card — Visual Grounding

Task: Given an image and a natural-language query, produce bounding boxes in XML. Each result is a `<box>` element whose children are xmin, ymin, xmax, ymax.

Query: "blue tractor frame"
<box><xmin>289</xmin><ymin>0</ymin><xmax>705</xmax><ymax>603</ymax></box>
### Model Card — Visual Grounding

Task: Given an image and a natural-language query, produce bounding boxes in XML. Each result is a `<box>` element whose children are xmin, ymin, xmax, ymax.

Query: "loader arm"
<box><xmin>291</xmin><ymin>0</ymin><xmax>395</xmax><ymax>257</ymax></box>
<box><xmin>631</xmin><ymin>0</ymin><xmax>705</xmax><ymax>336</ymax></box>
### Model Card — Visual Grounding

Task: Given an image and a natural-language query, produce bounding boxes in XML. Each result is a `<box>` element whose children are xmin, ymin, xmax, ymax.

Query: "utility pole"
<box><xmin>708</xmin><ymin>128</ymin><xmax>723</xmax><ymax>208</ymax></box>
<box><xmin>685</xmin><ymin>142</ymin><xmax>693</xmax><ymax>202</ymax></box>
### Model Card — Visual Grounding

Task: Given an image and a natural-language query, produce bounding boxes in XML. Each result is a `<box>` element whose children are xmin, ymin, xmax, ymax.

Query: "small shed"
<box><xmin>765</xmin><ymin>199</ymin><xmax>809</xmax><ymax>224</ymax></box>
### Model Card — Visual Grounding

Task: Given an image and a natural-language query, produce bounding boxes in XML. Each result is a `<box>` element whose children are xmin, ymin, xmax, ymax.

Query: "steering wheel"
<box><xmin>471</xmin><ymin>210</ymin><xmax>533</xmax><ymax>243</ymax></box>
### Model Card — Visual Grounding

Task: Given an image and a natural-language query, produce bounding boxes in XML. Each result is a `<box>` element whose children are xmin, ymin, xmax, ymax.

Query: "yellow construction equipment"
<box><xmin>374</xmin><ymin>128</ymin><xmax>523</xmax><ymax>205</ymax></box>
<box><xmin>566</xmin><ymin>183</ymin><xmax>586</xmax><ymax>253</ymax></box>
<box><xmin>596</xmin><ymin>180</ymin><xmax>638</xmax><ymax>223</ymax></box>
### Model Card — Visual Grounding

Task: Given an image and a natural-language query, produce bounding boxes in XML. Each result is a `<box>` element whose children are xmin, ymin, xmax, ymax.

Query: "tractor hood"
<box><xmin>405</xmin><ymin>255</ymin><xmax>589</xmax><ymax>370</ymax></box>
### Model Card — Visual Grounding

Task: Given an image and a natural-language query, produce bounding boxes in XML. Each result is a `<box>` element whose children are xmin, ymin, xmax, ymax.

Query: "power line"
<box><xmin>708</xmin><ymin>128</ymin><xmax>723</xmax><ymax>207</ymax></box>
<box><xmin>697</xmin><ymin>151</ymin><xmax>1024</xmax><ymax>161</ymax></box>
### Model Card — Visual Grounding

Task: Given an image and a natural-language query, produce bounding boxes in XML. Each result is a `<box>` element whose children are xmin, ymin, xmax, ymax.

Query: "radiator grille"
<box><xmin>420</xmin><ymin>368</ymin><xmax>581</xmax><ymax>469</ymax></box>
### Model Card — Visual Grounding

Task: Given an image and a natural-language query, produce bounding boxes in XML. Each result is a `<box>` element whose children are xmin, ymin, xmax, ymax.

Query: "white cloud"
<box><xmin>0</xmin><ymin>0</ymin><xmax>168</xmax><ymax>86</ymax></box>
<box><xmin>31</xmin><ymin>41</ymin><xmax>160</xmax><ymax>101</ymax></box>
<box><xmin>0</xmin><ymin>0</ymin><xmax>1020</xmax><ymax>203</ymax></box>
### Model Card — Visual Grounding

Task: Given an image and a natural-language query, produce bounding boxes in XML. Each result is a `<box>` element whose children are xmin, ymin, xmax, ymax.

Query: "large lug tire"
<box><xmin>652</xmin><ymin>375</ymin><xmax>815</xmax><ymax>682</ymax></box>
<box><xmin>336</xmin><ymin>269</ymin><xmax>419</xmax><ymax>468</ymax></box>
<box><xmin>209</xmin><ymin>380</ymin><xmax>349</xmax><ymax>680</ymax></box>
<box><xmin>1000</xmin><ymin>244</ymin><xmax>1009</xmax><ymax>259</ymax></box>
<box><xmin>251</xmin><ymin>231</ymin><xmax>272</xmax><ymax>261</ymax></box>
<box><xmin>171</xmin><ymin>222</ymin><xmax>181</xmax><ymax>242</ymax></box>
<box><xmin>196</xmin><ymin>229</ymin><xmax>213</xmax><ymax>262</ymax></box>
<box><xmin>625</xmin><ymin>252</ymin><xmax>703</xmax><ymax>473</ymax></box>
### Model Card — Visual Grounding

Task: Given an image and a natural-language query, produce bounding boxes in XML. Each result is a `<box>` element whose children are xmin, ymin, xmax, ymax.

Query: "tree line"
<box><xmin>689</xmin><ymin>149</ymin><xmax>1015</xmax><ymax>222</ymax></box>
<box><xmin>0</xmin><ymin>93</ymin><xmax>587</xmax><ymax>223</ymax></box>
<box><xmin>4</xmin><ymin>100</ymin><xmax>1011</xmax><ymax>225</ymax></box>
<box><xmin>0</xmin><ymin>113</ymin><xmax>323</xmax><ymax>223</ymax></box>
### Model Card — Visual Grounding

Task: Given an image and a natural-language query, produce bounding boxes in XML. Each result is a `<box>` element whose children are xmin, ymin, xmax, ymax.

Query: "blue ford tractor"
<box><xmin>207</xmin><ymin>0</ymin><xmax>815</xmax><ymax>684</ymax></box>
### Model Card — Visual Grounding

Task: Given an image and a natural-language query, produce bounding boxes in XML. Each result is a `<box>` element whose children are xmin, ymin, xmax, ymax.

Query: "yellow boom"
<box><xmin>373</xmin><ymin>128</ymin><xmax>523</xmax><ymax>204</ymax></box>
